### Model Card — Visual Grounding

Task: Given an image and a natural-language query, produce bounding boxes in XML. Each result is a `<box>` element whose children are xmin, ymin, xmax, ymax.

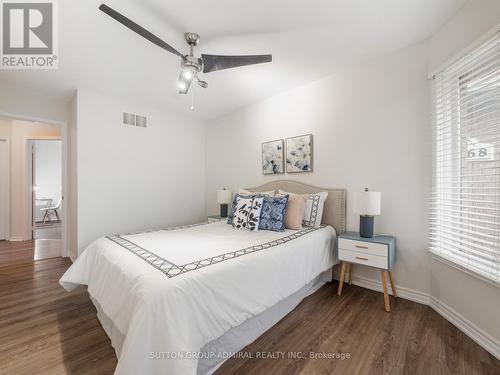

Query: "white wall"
<box><xmin>426</xmin><ymin>0</ymin><xmax>500</xmax><ymax>348</ymax></box>
<box><xmin>75</xmin><ymin>88</ymin><xmax>206</xmax><ymax>253</ymax></box>
<box><xmin>0</xmin><ymin>118</ymin><xmax>12</xmax><ymax>138</ymax></box>
<box><xmin>206</xmin><ymin>42</ymin><xmax>431</xmax><ymax>296</ymax></box>
<box><xmin>33</xmin><ymin>140</ymin><xmax>62</xmax><ymax>221</ymax></box>
<box><xmin>427</xmin><ymin>0</ymin><xmax>500</xmax><ymax>72</ymax></box>
<box><xmin>0</xmin><ymin>81</ymin><xmax>69</xmax><ymax>123</ymax></box>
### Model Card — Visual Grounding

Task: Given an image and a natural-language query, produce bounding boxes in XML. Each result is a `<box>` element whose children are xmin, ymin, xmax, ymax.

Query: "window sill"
<box><xmin>430</xmin><ymin>252</ymin><xmax>500</xmax><ymax>289</ymax></box>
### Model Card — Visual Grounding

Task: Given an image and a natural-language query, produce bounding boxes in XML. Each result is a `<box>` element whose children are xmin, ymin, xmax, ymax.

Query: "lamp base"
<box><xmin>220</xmin><ymin>204</ymin><xmax>228</xmax><ymax>218</ymax></box>
<box><xmin>359</xmin><ymin>215</ymin><xmax>374</xmax><ymax>238</ymax></box>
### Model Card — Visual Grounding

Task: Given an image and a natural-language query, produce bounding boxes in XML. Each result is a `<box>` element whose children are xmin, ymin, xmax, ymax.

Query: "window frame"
<box><xmin>430</xmin><ymin>31</ymin><xmax>500</xmax><ymax>285</ymax></box>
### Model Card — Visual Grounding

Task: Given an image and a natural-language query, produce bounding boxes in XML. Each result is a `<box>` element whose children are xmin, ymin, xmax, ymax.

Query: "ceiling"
<box><xmin>0</xmin><ymin>0</ymin><xmax>466</xmax><ymax>120</ymax></box>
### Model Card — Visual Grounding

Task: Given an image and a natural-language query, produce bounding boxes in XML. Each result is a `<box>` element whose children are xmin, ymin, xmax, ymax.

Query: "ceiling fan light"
<box><xmin>178</xmin><ymin>72</ymin><xmax>193</xmax><ymax>94</ymax></box>
<box><xmin>183</xmin><ymin>69</ymin><xmax>194</xmax><ymax>80</ymax></box>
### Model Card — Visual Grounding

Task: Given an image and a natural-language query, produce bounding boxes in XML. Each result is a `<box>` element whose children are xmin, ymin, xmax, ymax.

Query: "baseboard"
<box><xmin>337</xmin><ymin>273</ymin><xmax>499</xmax><ymax>360</ymax></box>
<box><xmin>348</xmin><ymin>274</ymin><xmax>430</xmax><ymax>305</ymax></box>
<box><xmin>430</xmin><ymin>297</ymin><xmax>500</xmax><ymax>360</ymax></box>
<box><xmin>8</xmin><ymin>236</ymin><xmax>27</xmax><ymax>242</ymax></box>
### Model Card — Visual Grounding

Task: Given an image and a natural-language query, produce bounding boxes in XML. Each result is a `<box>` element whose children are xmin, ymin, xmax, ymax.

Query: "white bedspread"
<box><xmin>60</xmin><ymin>222</ymin><xmax>336</xmax><ymax>375</ymax></box>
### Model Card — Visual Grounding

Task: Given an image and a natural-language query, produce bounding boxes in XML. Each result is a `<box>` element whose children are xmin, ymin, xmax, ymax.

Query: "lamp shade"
<box><xmin>355</xmin><ymin>190</ymin><xmax>381</xmax><ymax>216</ymax></box>
<box><xmin>217</xmin><ymin>189</ymin><xmax>232</xmax><ymax>204</ymax></box>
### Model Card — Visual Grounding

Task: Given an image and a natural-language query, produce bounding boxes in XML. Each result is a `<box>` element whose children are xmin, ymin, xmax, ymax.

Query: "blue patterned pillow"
<box><xmin>258</xmin><ymin>195</ymin><xmax>289</xmax><ymax>231</ymax></box>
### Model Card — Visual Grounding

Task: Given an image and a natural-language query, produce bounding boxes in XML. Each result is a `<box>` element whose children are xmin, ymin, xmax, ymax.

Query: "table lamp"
<box><xmin>355</xmin><ymin>188</ymin><xmax>381</xmax><ymax>238</ymax></box>
<box><xmin>217</xmin><ymin>188</ymin><xmax>232</xmax><ymax>218</ymax></box>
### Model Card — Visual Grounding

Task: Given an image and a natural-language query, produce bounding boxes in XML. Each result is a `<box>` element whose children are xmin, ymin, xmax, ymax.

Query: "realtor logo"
<box><xmin>1</xmin><ymin>0</ymin><xmax>58</xmax><ymax>69</ymax></box>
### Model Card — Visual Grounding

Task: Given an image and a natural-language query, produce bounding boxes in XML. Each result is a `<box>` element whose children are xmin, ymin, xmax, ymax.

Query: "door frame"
<box><xmin>0</xmin><ymin>112</ymin><xmax>69</xmax><ymax>258</ymax></box>
<box><xmin>0</xmin><ymin>138</ymin><xmax>10</xmax><ymax>241</ymax></box>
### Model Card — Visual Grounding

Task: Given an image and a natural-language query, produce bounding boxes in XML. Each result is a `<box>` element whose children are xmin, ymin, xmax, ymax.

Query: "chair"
<box><xmin>41</xmin><ymin>197</ymin><xmax>62</xmax><ymax>223</ymax></box>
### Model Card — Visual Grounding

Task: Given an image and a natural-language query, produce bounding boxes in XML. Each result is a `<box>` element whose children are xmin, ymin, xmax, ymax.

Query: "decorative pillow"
<box><xmin>278</xmin><ymin>189</ymin><xmax>328</xmax><ymax>228</ymax></box>
<box><xmin>258</xmin><ymin>195</ymin><xmax>289</xmax><ymax>232</ymax></box>
<box><xmin>227</xmin><ymin>193</ymin><xmax>258</xmax><ymax>224</ymax></box>
<box><xmin>232</xmin><ymin>196</ymin><xmax>264</xmax><ymax>231</ymax></box>
<box><xmin>227</xmin><ymin>190</ymin><xmax>275</xmax><ymax>224</ymax></box>
<box><xmin>278</xmin><ymin>193</ymin><xmax>306</xmax><ymax>230</ymax></box>
<box><xmin>238</xmin><ymin>188</ymin><xmax>275</xmax><ymax>197</ymax></box>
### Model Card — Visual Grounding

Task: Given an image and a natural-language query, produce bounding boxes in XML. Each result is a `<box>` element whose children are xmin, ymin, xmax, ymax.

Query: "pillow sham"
<box><xmin>227</xmin><ymin>193</ymin><xmax>258</xmax><ymax>224</ymax></box>
<box><xmin>227</xmin><ymin>190</ymin><xmax>275</xmax><ymax>224</ymax></box>
<box><xmin>238</xmin><ymin>188</ymin><xmax>275</xmax><ymax>197</ymax></box>
<box><xmin>278</xmin><ymin>193</ymin><xmax>306</xmax><ymax>230</ymax></box>
<box><xmin>258</xmin><ymin>195</ymin><xmax>289</xmax><ymax>232</ymax></box>
<box><xmin>231</xmin><ymin>196</ymin><xmax>264</xmax><ymax>231</ymax></box>
<box><xmin>278</xmin><ymin>189</ymin><xmax>328</xmax><ymax>228</ymax></box>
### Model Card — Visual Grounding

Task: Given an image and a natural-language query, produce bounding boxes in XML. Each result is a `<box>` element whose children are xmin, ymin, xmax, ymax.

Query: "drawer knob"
<box><xmin>355</xmin><ymin>245</ymin><xmax>369</xmax><ymax>249</ymax></box>
<box><xmin>355</xmin><ymin>256</ymin><xmax>369</xmax><ymax>261</ymax></box>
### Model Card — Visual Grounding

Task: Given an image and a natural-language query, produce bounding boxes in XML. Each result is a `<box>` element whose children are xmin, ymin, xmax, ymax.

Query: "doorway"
<box><xmin>30</xmin><ymin>140</ymin><xmax>63</xmax><ymax>241</ymax></box>
<box><xmin>0</xmin><ymin>116</ymin><xmax>67</xmax><ymax>263</ymax></box>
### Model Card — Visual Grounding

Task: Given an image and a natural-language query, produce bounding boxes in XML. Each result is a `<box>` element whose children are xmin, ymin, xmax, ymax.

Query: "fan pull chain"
<box><xmin>190</xmin><ymin>85</ymin><xmax>195</xmax><ymax>111</ymax></box>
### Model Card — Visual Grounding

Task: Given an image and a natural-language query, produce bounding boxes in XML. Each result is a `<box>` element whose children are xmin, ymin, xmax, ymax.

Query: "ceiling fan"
<box><xmin>99</xmin><ymin>4</ymin><xmax>272</xmax><ymax>95</ymax></box>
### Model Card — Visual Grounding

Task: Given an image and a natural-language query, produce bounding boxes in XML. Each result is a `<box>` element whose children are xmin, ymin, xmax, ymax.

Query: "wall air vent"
<box><xmin>135</xmin><ymin>115</ymin><xmax>147</xmax><ymax>128</ymax></box>
<box><xmin>123</xmin><ymin>112</ymin><xmax>135</xmax><ymax>126</ymax></box>
<box><xmin>123</xmin><ymin>112</ymin><xmax>147</xmax><ymax>128</ymax></box>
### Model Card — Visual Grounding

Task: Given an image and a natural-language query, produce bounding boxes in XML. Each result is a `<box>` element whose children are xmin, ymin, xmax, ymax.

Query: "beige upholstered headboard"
<box><xmin>246</xmin><ymin>180</ymin><xmax>347</xmax><ymax>234</ymax></box>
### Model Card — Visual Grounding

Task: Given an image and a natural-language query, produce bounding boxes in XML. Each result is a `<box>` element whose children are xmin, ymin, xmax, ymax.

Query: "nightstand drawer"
<box><xmin>339</xmin><ymin>238</ymin><xmax>388</xmax><ymax>257</ymax></box>
<box><xmin>339</xmin><ymin>249</ymin><xmax>388</xmax><ymax>269</ymax></box>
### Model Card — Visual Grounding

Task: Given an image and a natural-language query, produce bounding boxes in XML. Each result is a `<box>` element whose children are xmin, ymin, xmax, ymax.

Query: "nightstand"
<box><xmin>207</xmin><ymin>215</ymin><xmax>226</xmax><ymax>223</ymax></box>
<box><xmin>337</xmin><ymin>231</ymin><xmax>397</xmax><ymax>312</ymax></box>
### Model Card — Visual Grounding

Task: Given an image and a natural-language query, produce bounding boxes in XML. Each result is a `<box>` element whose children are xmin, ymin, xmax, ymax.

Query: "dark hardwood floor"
<box><xmin>0</xmin><ymin>239</ymin><xmax>62</xmax><ymax>264</ymax></box>
<box><xmin>0</xmin><ymin>240</ymin><xmax>498</xmax><ymax>375</ymax></box>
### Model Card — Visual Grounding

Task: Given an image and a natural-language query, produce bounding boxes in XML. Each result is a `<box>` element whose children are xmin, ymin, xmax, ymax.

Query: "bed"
<box><xmin>60</xmin><ymin>181</ymin><xmax>346</xmax><ymax>375</ymax></box>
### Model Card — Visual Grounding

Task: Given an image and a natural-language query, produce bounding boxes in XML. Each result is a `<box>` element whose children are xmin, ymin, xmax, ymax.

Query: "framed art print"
<box><xmin>286</xmin><ymin>134</ymin><xmax>313</xmax><ymax>173</ymax></box>
<box><xmin>262</xmin><ymin>139</ymin><xmax>284</xmax><ymax>174</ymax></box>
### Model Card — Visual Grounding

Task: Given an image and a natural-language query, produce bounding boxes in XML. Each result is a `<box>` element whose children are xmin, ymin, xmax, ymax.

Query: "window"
<box><xmin>430</xmin><ymin>31</ymin><xmax>500</xmax><ymax>284</ymax></box>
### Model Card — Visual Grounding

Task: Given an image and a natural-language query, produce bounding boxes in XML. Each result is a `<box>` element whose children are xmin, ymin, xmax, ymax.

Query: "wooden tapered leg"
<box><xmin>337</xmin><ymin>262</ymin><xmax>347</xmax><ymax>296</ymax></box>
<box><xmin>348</xmin><ymin>264</ymin><xmax>353</xmax><ymax>285</ymax></box>
<box><xmin>388</xmin><ymin>271</ymin><xmax>398</xmax><ymax>298</ymax></box>
<box><xmin>381</xmin><ymin>271</ymin><xmax>390</xmax><ymax>312</ymax></box>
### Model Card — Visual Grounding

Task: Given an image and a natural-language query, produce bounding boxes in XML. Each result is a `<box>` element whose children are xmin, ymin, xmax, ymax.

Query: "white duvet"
<box><xmin>60</xmin><ymin>221</ymin><xmax>336</xmax><ymax>375</ymax></box>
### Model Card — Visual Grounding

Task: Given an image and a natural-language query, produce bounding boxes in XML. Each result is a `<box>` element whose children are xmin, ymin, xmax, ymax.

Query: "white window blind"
<box><xmin>430</xmin><ymin>31</ymin><xmax>500</xmax><ymax>284</ymax></box>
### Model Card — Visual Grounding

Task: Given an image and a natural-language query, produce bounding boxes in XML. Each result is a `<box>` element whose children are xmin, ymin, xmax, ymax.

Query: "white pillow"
<box><xmin>232</xmin><ymin>196</ymin><xmax>264</xmax><ymax>231</ymax></box>
<box><xmin>239</xmin><ymin>188</ymin><xmax>275</xmax><ymax>197</ymax></box>
<box><xmin>278</xmin><ymin>189</ymin><xmax>328</xmax><ymax>228</ymax></box>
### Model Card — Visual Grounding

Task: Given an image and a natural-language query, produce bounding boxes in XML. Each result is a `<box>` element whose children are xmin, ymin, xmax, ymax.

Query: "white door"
<box><xmin>0</xmin><ymin>139</ymin><xmax>9</xmax><ymax>240</ymax></box>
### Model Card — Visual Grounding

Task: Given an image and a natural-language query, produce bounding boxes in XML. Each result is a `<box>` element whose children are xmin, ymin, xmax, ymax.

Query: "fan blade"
<box><xmin>99</xmin><ymin>4</ymin><xmax>183</xmax><ymax>58</ymax></box>
<box><xmin>201</xmin><ymin>54</ymin><xmax>272</xmax><ymax>73</ymax></box>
